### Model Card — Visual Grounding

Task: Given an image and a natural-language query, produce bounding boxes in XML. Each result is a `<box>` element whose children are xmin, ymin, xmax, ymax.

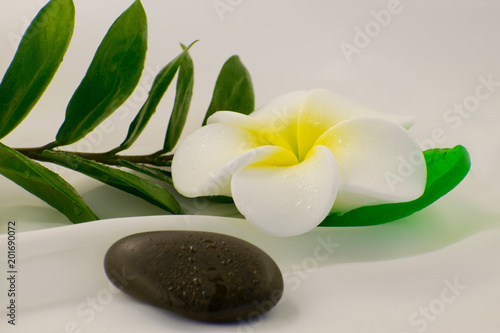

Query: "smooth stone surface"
<box><xmin>104</xmin><ymin>230</ymin><xmax>284</xmax><ymax>323</ymax></box>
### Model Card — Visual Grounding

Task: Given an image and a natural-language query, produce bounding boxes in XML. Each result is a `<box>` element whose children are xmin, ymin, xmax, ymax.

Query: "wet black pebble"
<box><xmin>104</xmin><ymin>230</ymin><xmax>283</xmax><ymax>322</ymax></box>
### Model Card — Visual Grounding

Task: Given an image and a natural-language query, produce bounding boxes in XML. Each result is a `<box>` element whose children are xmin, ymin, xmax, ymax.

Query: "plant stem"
<box><xmin>15</xmin><ymin>146</ymin><xmax>173</xmax><ymax>167</ymax></box>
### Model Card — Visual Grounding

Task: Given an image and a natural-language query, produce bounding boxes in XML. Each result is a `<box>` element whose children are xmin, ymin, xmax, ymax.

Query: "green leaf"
<box><xmin>42</xmin><ymin>150</ymin><xmax>183</xmax><ymax>214</ymax></box>
<box><xmin>319</xmin><ymin>145</ymin><xmax>471</xmax><ymax>227</ymax></box>
<box><xmin>0</xmin><ymin>0</ymin><xmax>75</xmax><ymax>139</ymax></box>
<box><xmin>55</xmin><ymin>0</ymin><xmax>147</xmax><ymax>146</ymax></box>
<box><xmin>110</xmin><ymin>41</ymin><xmax>196</xmax><ymax>154</ymax></box>
<box><xmin>202</xmin><ymin>55</ymin><xmax>254</xmax><ymax>126</ymax></box>
<box><xmin>163</xmin><ymin>44</ymin><xmax>194</xmax><ymax>153</ymax></box>
<box><xmin>0</xmin><ymin>143</ymin><xmax>98</xmax><ymax>223</ymax></box>
<box><xmin>118</xmin><ymin>160</ymin><xmax>172</xmax><ymax>184</ymax></box>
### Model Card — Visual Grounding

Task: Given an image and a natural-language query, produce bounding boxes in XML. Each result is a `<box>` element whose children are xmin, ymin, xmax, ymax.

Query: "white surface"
<box><xmin>1</xmin><ymin>0</ymin><xmax>500</xmax><ymax>332</ymax></box>
<box><xmin>0</xmin><ymin>214</ymin><xmax>500</xmax><ymax>332</ymax></box>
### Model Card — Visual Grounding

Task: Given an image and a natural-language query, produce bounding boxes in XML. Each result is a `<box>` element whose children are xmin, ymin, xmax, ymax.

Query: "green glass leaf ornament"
<box><xmin>319</xmin><ymin>145</ymin><xmax>471</xmax><ymax>227</ymax></box>
<box><xmin>163</xmin><ymin>44</ymin><xmax>195</xmax><ymax>153</ymax></box>
<box><xmin>0</xmin><ymin>143</ymin><xmax>98</xmax><ymax>223</ymax></box>
<box><xmin>111</xmin><ymin>42</ymin><xmax>196</xmax><ymax>154</ymax></box>
<box><xmin>55</xmin><ymin>0</ymin><xmax>148</xmax><ymax>146</ymax></box>
<box><xmin>42</xmin><ymin>150</ymin><xmax>183</xmax><ymax>215</ymax></box>
<box><xmin>0</xmin><ymin>0</ymin><xmax>75</xmax><ymax>139</ymax></box>
<box><xmin>202</xmin><ymin>55</ymin><xmax>254</xmax><ymax>126</ymax></box>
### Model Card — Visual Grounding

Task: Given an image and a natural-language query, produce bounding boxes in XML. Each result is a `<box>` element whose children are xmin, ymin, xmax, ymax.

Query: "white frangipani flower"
<box><xmin>172</xmin><ymin>89</ymin><xmax>426</xmax><ymax>236</ymax></box>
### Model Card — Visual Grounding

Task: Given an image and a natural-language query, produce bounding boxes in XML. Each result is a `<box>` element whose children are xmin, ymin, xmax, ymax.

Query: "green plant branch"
<box><xmin>0</xmin><ymin>0</ymin><xmax>257</xmax><ymax>224</ymax></box>
<box><xmin>15</xmin><ymin>146</ymin><xmax>173</xmax><ymax>167</ymax></box>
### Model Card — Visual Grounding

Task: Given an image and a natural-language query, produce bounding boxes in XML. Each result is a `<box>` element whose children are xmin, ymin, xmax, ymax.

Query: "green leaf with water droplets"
<box><xmin>0</xmin><ymin>142</ymin><xmax>98</xmax><ymax>223</ymax></box>
<box><xmin>55</xmin><ymin>0</ymin><xmax>147</xmax><ymax>146</ymax></box>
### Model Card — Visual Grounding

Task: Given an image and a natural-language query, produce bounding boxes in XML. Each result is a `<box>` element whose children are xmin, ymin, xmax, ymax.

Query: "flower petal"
<box><xmin>172</xmin><ymin>123</ymin><xmax>261</xmax><ymax>197</ymax></box>
<box><xmin>202</xmin><ymin>145</ymin><xmax>298</xmax><ymax>196</ymax></box>
<box><xmin>208</xmin><ymin>111</ymin><xmax>294</xmax><ymax>152</ymax></box>
<box><xmin>249</xmin><ymin>90</ymin><xmax>308</xmax><ymax>157</ymax></box>
<box><xmin>231</xmin><ymin>145</ymin><xmax>340</xmax><ymax>237</ymax></box>
<box><xmin>297</xmin><ymin>89</ymin><xmax>415</xmax><ymax>160</ymax></box>
<box><xmin>207</xmin><ymin>110</ymin><xmax>264</xmax><ymax>130</ymax></box>
<box><xmin>314</xmin><ymin>117</ymin><xmax>426</xmax><ymax>212</ymax></box>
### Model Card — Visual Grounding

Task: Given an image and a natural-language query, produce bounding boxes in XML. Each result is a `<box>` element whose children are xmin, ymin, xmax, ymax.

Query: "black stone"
<box><xmin>104</xmin><ymin>230</ymin><xmax>283</xmax><ymax>323</ymax></box>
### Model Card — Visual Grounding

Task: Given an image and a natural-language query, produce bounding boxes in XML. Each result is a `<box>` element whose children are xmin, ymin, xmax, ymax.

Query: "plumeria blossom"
<box><xmin>172</xmin><ymin>89</ymin><xmax>426</xmax><ymax>237</ymax></box>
